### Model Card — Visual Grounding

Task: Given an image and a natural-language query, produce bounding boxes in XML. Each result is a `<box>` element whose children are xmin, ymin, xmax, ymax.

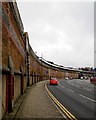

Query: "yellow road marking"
<box><xmin>45</xmin><ymin>83</ymin><xmax>78</xmax><ymax>120</ymax></box>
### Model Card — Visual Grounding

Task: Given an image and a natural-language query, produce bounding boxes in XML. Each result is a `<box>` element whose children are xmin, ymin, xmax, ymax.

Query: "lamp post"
<box><xmin>41</xmin><ymin>51</ymin><xmax>47</xmax><ymax>80</ymax></box>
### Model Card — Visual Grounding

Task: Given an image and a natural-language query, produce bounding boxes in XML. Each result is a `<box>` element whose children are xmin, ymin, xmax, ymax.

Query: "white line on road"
<box><xmin>83</xmin><ymin>88</ymin><xmax>92</xmax><ymax>92</ymax></box>
<box><xmin>58</xmin><ymin>83</ymin><xmax>65</xmax><ymax>88</ymax></box>
<box><xmin>66</xmin><ymin>82</ymin><xmax>92</xmax><ymax>92</ymax></box>
<box><xmin>62</xmin><ymin>86</ymin><xmax>65</xmax><ymax>88</ymax></box>
<box><xmin>59</xmin><ymin>83</ymin><xmax>75</xmax><ymax>92</ymax></box>
<box><xmin>79</xmin><ymin>94</ymin><xmax>96</xmax><ymax>102</ymax></box>
<box><xmin>67</xmin><ymin>89</ymin><xmax>75</xmax><ymax>93</ymax></box>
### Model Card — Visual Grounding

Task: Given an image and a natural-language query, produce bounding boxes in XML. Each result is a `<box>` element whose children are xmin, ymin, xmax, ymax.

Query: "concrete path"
<box><xmin>14</xmin><ymin>80</ymin><xmax>64</xmax><ymax>119</ymax></box>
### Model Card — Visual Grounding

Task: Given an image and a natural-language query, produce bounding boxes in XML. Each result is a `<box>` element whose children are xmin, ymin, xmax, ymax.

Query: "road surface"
<box><xmin>47</xmin><ymin>79</ymin><xmax>96</xmax><ymax>119</ymax></box>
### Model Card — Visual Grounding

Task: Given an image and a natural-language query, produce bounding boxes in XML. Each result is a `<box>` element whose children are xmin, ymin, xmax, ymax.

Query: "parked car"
<box><xmin>50</xmin><ymin>78</ymin><xmax>58</xmax><ymax>85</ymax></box>
<box><xmin>90</xmin><ymin>77</ymin><xmax>96</xmax><ymax>82</ymax></box>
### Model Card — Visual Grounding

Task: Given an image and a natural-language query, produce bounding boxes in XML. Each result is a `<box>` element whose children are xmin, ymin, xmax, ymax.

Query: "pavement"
<box><xmin>3</xmin><ymin>80</ymin><xmax>64</xmax><ymax>119</ymax></box>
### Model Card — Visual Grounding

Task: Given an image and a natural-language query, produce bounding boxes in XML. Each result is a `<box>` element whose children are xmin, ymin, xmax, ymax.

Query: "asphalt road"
<box><xmin>47</xmin><ymin>79</ymin><xmax>96</xmax><ymax>119</ymax></box>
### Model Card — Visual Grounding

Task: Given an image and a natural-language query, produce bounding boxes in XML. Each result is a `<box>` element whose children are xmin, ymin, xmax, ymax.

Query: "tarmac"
<box><xmin>3</xmin><ymin>80</ymin><xmax>65</xmax><ymax>119</ymax></box>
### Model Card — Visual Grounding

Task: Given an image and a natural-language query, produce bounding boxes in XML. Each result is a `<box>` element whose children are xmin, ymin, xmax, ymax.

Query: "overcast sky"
<box><xmin>17</xmin><ymin>1</ymin><xmax>94</xmax><ymax>68</ymax></box>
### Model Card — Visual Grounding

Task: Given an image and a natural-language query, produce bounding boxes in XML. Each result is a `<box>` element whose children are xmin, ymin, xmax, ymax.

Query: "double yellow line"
<box><xmin>45</xmin><ymin>83</ymin><xmax>77</xmax><ymax>120</ymax></box>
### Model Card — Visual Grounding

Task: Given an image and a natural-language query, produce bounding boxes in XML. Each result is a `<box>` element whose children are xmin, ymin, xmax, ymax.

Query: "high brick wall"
<box><xmin>2</xmin><ymin>2</ymin><xmax>26</xmax><ymax>71</ymax></box>
<box><xmin>2</xmin><ymin>2</ymin><xmax>27</xmax><ymax>117</ymax></box>
<box><xmin>2</xmin><ymin>23</ymin><xmax>9</xmax><ymax>66</ymax></box>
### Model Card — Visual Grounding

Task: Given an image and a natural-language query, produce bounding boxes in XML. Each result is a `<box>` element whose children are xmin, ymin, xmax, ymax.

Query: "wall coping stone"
<box><xmin>2</xmin><ymin>66</ymin><xmax>10</xmax><ymax>73</ymax></box>
<box><xmin>14</xmin><ymin>70</ymin><xmax>21</xmax><ymax>75</ymax></box>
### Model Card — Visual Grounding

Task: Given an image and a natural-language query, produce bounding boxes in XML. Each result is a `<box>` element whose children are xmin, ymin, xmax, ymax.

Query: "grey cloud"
<box><xmin>17</xmin><ymin>2</ymin><xmax>94</xmax><ymax>67</ymax></box>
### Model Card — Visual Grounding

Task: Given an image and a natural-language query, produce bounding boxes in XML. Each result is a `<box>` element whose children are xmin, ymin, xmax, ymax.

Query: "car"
<box><xmin>50</xmin><ymin>78</ymin><xmax>58</xmax><ymax>85</ymax></box>
<box><xmin>65</xmin><ymin>77</ymin><xmax>69</xmax><ymax>80</ymax></box>
<box><xmin>81</xmin><ymin>77</ymin><xmax>83</xmax><ymax>80</ymax></box>
<box><xmin>90</xmin><ymin>77</ymin><xmax>96</xmax><ymax>82</ymax></box>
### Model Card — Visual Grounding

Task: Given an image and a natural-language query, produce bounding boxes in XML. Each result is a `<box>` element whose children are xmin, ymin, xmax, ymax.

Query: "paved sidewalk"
<box><xmin>4</xmin><ymin>80</ymin><xmax>64</xmax><ymax>119</ymax></box>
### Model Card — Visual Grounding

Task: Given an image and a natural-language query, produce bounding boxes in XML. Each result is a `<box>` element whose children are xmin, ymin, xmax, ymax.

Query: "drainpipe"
<box><xmin>27</xmin><ymin>52</ymin><xmax>30</xmax><ymax>86</ymax></box>
<box><xmin>20</xmin><ymin>66</ymin><xmax>24</xmax><ymax>95</ymax></box>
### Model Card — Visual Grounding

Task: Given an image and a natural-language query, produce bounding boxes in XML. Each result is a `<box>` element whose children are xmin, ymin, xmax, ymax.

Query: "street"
<box><xmin>47</xmin><ymin>79</ymin><xmax>96</xmax><ymax>119</ymax></box>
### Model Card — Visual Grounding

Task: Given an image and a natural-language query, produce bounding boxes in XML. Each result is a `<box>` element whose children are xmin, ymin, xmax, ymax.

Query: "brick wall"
<box><xmin>2</xmin><ymin>2</ymin><xmax>27</xmax><ymax>116</ymax></box>
<box><xmin>2</xmin><ymin>2</ymin><xmax>26</xmax><ymax>71</ymax></box>
<box><xmin>2</xmin><ymin>23</ymin><xmax>9</xmax><ymax>66</ymax></box>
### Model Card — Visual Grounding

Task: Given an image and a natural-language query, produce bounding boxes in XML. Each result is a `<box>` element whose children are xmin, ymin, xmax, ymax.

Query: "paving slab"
<box><xmin>16</xmin><ymin>80</ymin><xmax>63</xmax><ymax>118</ymax></box>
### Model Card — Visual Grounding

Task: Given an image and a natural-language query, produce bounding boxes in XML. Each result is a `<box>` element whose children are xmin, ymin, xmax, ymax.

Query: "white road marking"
<box><xmin>59</xmin><ymin>83</ymin><xmax>75</xmax><ymax>92</ymax></box>
<box><xmin>67</xmin><ymin>89</ymin><xmax>75</xmax><ymax>93</ymax></box>
<box><xmin>83</xmin><ymin>88</ymin><xmax>92</xmax><ymax>92</ymax></box>
<box><xmin>79</xmin><ymin>94</ymin><xmax>96</xmax><ymax>102</ymax></box>
<box><xmin>59</xmin><ymin>82</ymin><xmax>93</xmax><ymax>100</ymax></box>
<box><xmin>62</xmin><ymin>86</ymin><xmax>65</xmax><ymax>88</ymax></box>
<box><xmin>66</xmin><ymin>81</ymin><xmax>92</xmax><ymax>92</ymax></box>
<box><xmin>58</xmin><ymin>83</ymin><xmax>65</xmax><ymax>88</ymax></box>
